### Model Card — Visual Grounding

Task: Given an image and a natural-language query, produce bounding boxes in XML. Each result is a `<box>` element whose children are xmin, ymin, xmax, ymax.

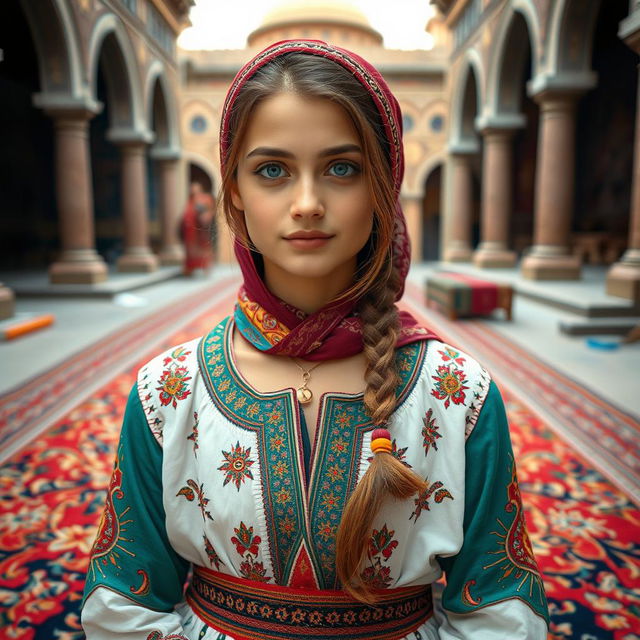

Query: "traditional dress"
<box><xmin>82</xmin><ymin>40</ymin><xmax>549</xmax><ymax>639</ymax></box>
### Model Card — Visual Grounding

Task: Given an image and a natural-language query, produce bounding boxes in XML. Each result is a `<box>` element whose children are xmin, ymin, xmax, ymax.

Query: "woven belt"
<box><xmin>186</xmin><ymin>566</ymin><xmax>433</xmax><ymax>640</ymax></box>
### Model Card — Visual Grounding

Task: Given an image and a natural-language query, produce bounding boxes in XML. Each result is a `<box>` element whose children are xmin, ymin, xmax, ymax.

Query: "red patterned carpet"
<box><xmin>1</xmin><ymin>281</ymin><xmax>639</xmax><ymax>639</ymax></box>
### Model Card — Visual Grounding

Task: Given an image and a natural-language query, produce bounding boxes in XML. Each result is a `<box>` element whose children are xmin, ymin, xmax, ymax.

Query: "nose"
<box><xmin>290</xmin><ymin>175</ymin><xmax>325</xmax><ymax>219</ymax></box>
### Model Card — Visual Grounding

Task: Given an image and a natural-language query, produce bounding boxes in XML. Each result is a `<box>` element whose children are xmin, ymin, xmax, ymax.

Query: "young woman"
<box><xmin>82</xmin><ymin>40</ymin><xmax>549</xmax><ymax>639</ymax></box>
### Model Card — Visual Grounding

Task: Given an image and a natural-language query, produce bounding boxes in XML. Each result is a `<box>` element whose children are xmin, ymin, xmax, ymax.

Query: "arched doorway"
<box><xmin>573</xmin><ymin>0</ymin><xmax>636</xmax><ymax>266</ymax></box>
<box><xmin>148</xmin><ymin>78</ymin><xmax>169</xmax><ymax>251</ymax></box>
<box><xmin>422</xmin><ymin>165</ymin><xmax>443</xmax><ymax>261</ymax></box>
<box><xmin>445</xmin><ymin>58</ymin><xmax>483</xmax><ymax>262</ymax></box>
<box><xmin>496</xmin><ymin>11</ymin><xmax>537</xmax><ymax>258</ymax></box>
<box><xmin>189</xmin><ymin>163</ymin><xmax>214</xmax><ymax>195</ymax></box>
<box><xmin>89</xmin><ymin>15</ymin><xmax>156</xmax><ymax>273</ymax></box>
<box><xmin>0</xmin><ymin>1</ymin><xmax>56</xmax><ymax>269</ymax></box>
<box><xmin>91</xmin><ymin>57</ymin><xmax>123</xmax><ymax>265</ymax></box>
<box><xmin>474</xmin><ymin>8</ymin><xmax>538</xmax><ymax>268</ymax></box>
<box><xmin>147</xmin><ymin>68</ymin><xmax>183</xmax><ymax>265</ymax></box>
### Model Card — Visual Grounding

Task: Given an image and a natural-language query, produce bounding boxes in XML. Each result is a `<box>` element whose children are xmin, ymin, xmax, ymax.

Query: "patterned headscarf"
<box><xmin>220</xmin><ymin>40</ymin><xmax>436</xmax><ymax>360</ymax></box>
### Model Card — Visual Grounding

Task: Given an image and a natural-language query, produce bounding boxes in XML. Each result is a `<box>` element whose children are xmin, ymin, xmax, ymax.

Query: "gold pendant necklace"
<box><xmin>292</xmin><ymin>359</ymin><xmax>321</xmax><ymax>405</ymax></box>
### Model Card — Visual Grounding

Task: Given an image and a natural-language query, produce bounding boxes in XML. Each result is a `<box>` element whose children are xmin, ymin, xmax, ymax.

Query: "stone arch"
<box><xmin>19</xmin><ymin>0</ymin><xmax>82</xmax><ymax>97</ymax></box>
<box><xmin>88</xmin><ymin>13</ymin><xmax>144</xmax><ymax>134</ymax></box>
<box><xmin>145</xmin><ymin>61</ymin><xmax>180</xmax><ymax>154</ymax></box>
<box><xmin>489</xmin><ymin>6</ymin><xmax>538</xmax><ymax>117</ymax></box>
<box><xmin>547</xmin><ymin>0</ymin><xmax>602</xmax><ymax>76</ymax></box>
<box><xmin>450</xmin><ymin>50</ymin><xmax>484</xmax><ymax>150</ymax></box>
<box><xmin>482</xmin><ymin>1</ymin><xmax>543</xmax><ymax>123</ymax></box>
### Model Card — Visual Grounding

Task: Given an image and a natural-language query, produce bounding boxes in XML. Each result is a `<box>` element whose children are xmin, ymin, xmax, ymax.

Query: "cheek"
<box><xmin>349</xmin><ymin>197</ymin><xmax>375</xmax><ymax>249</ymax></box>
<box><xmin>243</xmin><ymin>213</ymin><xmax>269</xmax><ymax>251</ymax></box>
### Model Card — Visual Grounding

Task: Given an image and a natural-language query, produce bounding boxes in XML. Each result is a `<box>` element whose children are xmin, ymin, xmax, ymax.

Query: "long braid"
<box><xmin>335</xmin><ymin>260</ymin><xmax>428</xmax><ymax>603</ymax></box>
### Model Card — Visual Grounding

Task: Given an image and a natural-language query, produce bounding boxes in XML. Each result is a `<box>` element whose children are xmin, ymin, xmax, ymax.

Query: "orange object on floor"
<box><xmin>2</xmin><ymin>314</ymin><xmax>55</xmax><ymax>340</ymax></box>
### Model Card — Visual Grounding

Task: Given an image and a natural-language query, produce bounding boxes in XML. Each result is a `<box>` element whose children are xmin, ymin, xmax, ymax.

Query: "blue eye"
<box><xmin>328</xmin><ymin>162</ymin><xmax>357</xmax><ymax>177</ymax></box>
<box><xmin>258</xmin><ymin>164</ymin><xmax>286</xmax><ymax>179</ymax></box>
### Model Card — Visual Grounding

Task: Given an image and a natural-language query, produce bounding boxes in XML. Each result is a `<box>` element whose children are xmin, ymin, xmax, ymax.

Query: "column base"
<box><xmin>521</xmin><ymin>252</ymin><xmax>581</xmax><ymax>280</ymax></box>
<box><xmin>0</xmin><ymin>284</ymin><xmax>16</xmax><ymax>320</ymax></box>
<box><xmin>606</xmin><ymin>260</ymin><xmax>640</xmax><ymax>302</ymax></box>
<box><xmin>117</xmin><ymin>250</ymin><xmax>159</xmax><ymax>273</ymax></box>
<box><xmin>443</xmin><ymin>245</ymin><xmax>473</xmax><ymax>262</ymax></box>
<box><xmin>158</xmin><ymin>244</ymin><xmax>185</xmax><ymax>266</ymax></box>
<box><xmin>472</xmin><ymin>246</ymin><xmax>517</xmax><ymax>268</ymax></box>
<box><xmin>49</xmin><ymin>252</ymin><xmax>109</xmax><ymax>284</ymax></box>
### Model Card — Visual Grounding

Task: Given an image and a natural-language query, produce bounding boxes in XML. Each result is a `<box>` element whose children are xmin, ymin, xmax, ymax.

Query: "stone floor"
<box><xmin>1</xmin><ymin>262</ymin><xmax>639</xmax><ymax>417</ymax></box>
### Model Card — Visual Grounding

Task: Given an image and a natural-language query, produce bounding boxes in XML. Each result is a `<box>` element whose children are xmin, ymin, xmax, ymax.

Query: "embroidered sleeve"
<box><xmin>437</xmin><ymin>381</ymin><xmax>550</xmax><ymax>636</ymax></box>
<box><xmin>82</xmin><ymin>384</ymin><xmax>190</xmax><ymax>638</ymax></box>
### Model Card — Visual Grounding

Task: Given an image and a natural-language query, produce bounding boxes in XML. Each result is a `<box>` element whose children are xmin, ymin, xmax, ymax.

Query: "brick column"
<box><xmin>444</xmin><ymin>153</ymin><xmax>474</xmax><ymax>262</ymax></box>
<box><xmin>521</xmin><ymin>92</ymin><xmax>581</xmax><ymax>280</ymax></box>
<box><xmin>117</xmin><ymin>142</ymin><xmax>159</xmax><ymax>273</ymax></box>
<box><xmin>473</xmin><ymin>129</ymin><xmax>517</xmax><ymax>268</ymax></box>
<box><xmin>156</xmin><ymin>157</ymin><xmax>184</xmax><ymax>265</ymax></box>
<box><xmin>606</xmin><ymin>10</ymin><xmax>640</xmax><ymax>301</ymax></box>
<box><xmin>48</xmin><ymin>113</ymin><xmax>108</xmax><ymax>284</ymax></box>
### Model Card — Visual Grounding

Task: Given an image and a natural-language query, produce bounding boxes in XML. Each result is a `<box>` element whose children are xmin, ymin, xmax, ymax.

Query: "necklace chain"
<box><xmin>292</xmin><ymin>359</ymin><xmax>321</xmax><ymax>405</ymax></box>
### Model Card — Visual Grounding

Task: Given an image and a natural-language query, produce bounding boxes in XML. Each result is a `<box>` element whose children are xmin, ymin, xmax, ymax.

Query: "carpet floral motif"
<box><xmin>1</xmin><ymin>306</ymin><xmax>639</xmax><ymax>638</ymax></box>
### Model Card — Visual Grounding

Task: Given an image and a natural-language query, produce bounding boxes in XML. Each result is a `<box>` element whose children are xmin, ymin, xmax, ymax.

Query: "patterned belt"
<box><xmin>186</xmin><ymin>566</ymin><xmax>433</xmax><ymax>640</ymax></box>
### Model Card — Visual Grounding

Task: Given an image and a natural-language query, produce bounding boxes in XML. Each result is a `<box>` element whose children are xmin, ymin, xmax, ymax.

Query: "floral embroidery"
<box><xmin>438</xmin><ymin>346</ymin><xmax>465</xmax><ymax>366</ymax></box>
<box><xmin>422</xmin><ymin>409</ymin><xmax>442</xmax><ymax>454</ymax></box>
<box><xmin>484</xmin><ymin>459</ymin><xmax>544</xmax><ymax>602</ymax></box>
<box><xmin>187</xmin><ymin>412</ymin><xmax>199</xmax><ymax>456</ymax></box>
<box><xmin>146</xmin><ymin>632</ymin><xmax>188</xmax><ymax>640</ymax></box>
<box><xmin>232</xmin><ymin>522</ymin><xmax>271</xmax><ymax>583</ymax></box>
<box><xmin>203</xmin><ymin>534</ymin><xmax>224</xmax><ymax>570</ymax></box>
<box><xmin>361</xmin><ymin>525</ymin><xmax>397</xmax><ymax>588</ymax></box>
<box><xmin>176</xmin><ymin>479</ymin><xmax>213</xmax><ymax>521</ymax></box>
<box><xmin>162</xmin><ymin>346</ymin><xmax>191</xmax><ymax>366</ymax></box>
<box><xmin>218</xmin><ymin>441</ymin><xmax>255</xmax><ymax>490</ymax></box>
<box><xmin>410</xmin><ymin>480</ymin><xmax>454</xmax><ymax>522</ymax></box>
<box><xmin>156</xmin><ymin>365</ymin><xmax>192</xmax><ymax>408</ymax></box>
<box><xmin>199</xmin><ymin>319</ymin><xmax>425</xmax><ymax>589</ymax></box>
<box><xmin>232</xmin><ymin>522</ymin><xmax>261</xmax><ymax>556</ymax></box>
<box><xmin>431</xmin><ymin>365</ymin><xmax>469</xmax><ymax>409</ymax></box>
<box><xmin>369</xmin><ymin>524</ymin><xmax>398</xmax><ymax>559</ymax></box>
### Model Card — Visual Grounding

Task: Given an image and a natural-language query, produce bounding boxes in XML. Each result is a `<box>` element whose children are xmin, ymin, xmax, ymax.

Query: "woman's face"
<box><xmin>232</xmin><ymin>92</ymin><xmax>374</xmax><ymax>302</ymax></box>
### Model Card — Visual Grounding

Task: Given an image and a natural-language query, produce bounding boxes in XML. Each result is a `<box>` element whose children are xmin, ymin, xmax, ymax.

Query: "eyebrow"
<box><xmin>246</xmin><ymin>144</ymin><xmax>363</xmax><ymax>159</ymax></box>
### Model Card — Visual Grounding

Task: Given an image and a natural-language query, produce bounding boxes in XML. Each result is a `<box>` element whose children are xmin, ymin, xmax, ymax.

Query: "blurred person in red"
<box><xmin>181</xmin><ymin>181</ymin><xmax>215</xmax><ymax>277</ymax></box>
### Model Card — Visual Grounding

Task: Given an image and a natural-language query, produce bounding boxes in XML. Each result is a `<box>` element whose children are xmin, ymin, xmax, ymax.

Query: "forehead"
<box><xmin>241</xmin><ymin>92</ymin><xmax>360</xmax><ymax>151</ymax></box>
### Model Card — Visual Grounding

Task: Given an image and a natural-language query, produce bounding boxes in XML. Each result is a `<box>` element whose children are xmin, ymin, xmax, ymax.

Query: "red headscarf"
<box><xmin>220</xmin><ymin>40</ymin><xmax>437</xmax><ymax>360</ymax></box>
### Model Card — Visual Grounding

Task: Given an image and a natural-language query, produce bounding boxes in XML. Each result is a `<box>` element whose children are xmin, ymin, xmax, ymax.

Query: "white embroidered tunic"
<box><xmin>82</xmin><ymin>317</ymin><xmax>549</xmax><ymax>639</ymax></box>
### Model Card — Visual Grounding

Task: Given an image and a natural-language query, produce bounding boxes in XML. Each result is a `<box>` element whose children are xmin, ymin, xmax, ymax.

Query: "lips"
<box><xmin>283</xmin><ymin>230</ymin><xmax>334</xmax><ymax>249</ymax></box>
<box><xmin>284</xmin><ymin>230</ymin><xmax>334</xmax><ymax>240</ymax></box>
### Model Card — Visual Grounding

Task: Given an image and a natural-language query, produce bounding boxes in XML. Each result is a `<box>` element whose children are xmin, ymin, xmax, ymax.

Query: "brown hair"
<box><xmin>220</xmin><ymin>53</ymin><xmax>426</xmax><ymax>602</ymax></box>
